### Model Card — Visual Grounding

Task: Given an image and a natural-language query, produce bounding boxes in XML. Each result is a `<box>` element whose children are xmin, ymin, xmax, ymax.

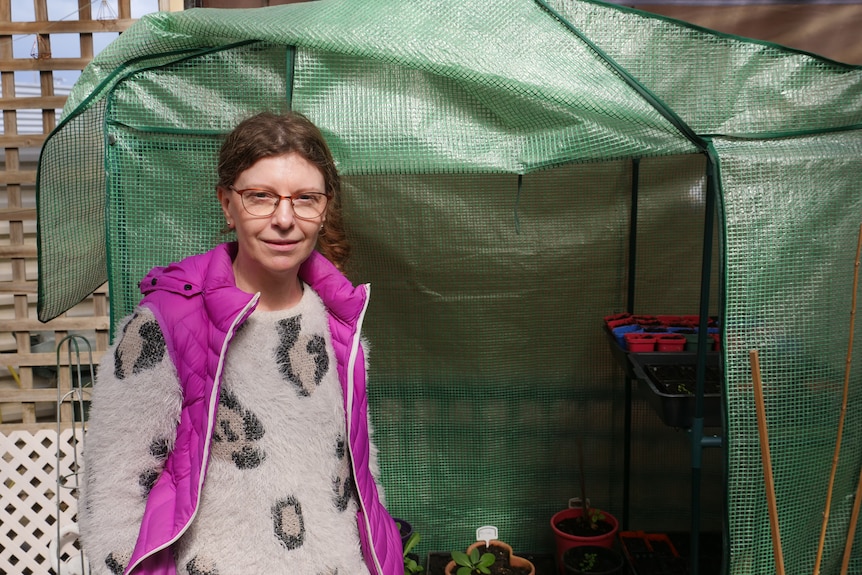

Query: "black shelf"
<box><xmin>628</xmin><ymin>353</ymin><xmax>721</xmax><ymax>429</ymax></box>
<box><xmin>605</xmin><ymin>325</ymin><xmax>722</xmax><ymax>429</ymax></box>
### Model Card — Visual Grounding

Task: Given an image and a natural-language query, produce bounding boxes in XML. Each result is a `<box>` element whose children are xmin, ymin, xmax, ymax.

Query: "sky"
<box><xmin>11</xmin><ymin>0</ymin><xmax>162</xmax><ymax>87</ymax></box>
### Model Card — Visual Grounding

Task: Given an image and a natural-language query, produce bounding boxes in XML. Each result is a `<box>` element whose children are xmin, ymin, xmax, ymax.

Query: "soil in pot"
<box><xmin>646</xmin><ymin>364</ymin><xmax>722</xmax><ymax>395</ymax></box>
<box><xmin>430</xmin><ymin>552</ymin><xmax>556</xmax><ymax>575</ymax></box>
<box><xmin>562</xmin><ymin>545</ymin><xmax>624</xmax><ymax>575</ymax></box>
<box><xmin>554</xmin><ymin>516</ymin><xmax>616</xmax><ymax>539</ymax></box>
<box><xmin>427</xmin><ymin>552</ymin><xmax>452</xmax><ymax>575</ymax></box>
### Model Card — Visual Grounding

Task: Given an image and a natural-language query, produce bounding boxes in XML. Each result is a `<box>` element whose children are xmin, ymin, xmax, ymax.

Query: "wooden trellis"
<box><xmin>0</xmin><ymin>1</ymin><xmax>141</xmax><ymax>434</ymax></box>
<box><xmin>0</xmin><ymin>4</ymin><xmax>179</xmax><ymax>573</ymax></box>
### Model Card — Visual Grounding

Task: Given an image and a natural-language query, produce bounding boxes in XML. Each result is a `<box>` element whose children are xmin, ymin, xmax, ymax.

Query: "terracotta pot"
<box><xmin>444</xmin><ymin>540</ymin><xmax>535</xmax><ymax>575</ymax></box>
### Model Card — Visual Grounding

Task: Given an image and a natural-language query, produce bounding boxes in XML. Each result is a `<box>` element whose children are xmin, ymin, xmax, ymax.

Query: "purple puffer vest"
<box><xmin>124</xmin><ymin>242</ymin><xmax>402</xmax><ymax>575</ymax></box>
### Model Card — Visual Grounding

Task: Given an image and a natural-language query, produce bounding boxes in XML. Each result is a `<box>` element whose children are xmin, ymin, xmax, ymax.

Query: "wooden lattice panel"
<box><xmin>1</xmin><ymin>427</ymin><xmax>88</xmax><ymax>575</ymax></box>
<box><xmin>0</xmin><ymin>0</ymin><xmax>141</xmax><ymax>433</ymax></box>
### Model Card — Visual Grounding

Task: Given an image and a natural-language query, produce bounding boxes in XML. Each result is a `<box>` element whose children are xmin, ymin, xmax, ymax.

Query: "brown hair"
<box><xmin>217</xmin><ymin>111</ymin><xmax>350</xmax><ymax>269</ymax></box>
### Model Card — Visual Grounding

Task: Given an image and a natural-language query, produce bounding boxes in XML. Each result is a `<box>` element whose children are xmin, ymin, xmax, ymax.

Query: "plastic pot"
<box><xmin>562</xmin><ymin>545</ymin><xmax>624</xmax><ymax>575</ymax></box>
<box><xmin>551</xmin><ymin>504</ymin><xmax>619</xmax><ymax>572</ymax></box>
<box><xmin>624</xmin><ymin>332</ymin><xmax>656</xmax><ymax>352</ymax></box>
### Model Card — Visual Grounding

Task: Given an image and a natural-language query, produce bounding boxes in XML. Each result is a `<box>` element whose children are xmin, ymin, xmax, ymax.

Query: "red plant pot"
<box><xmin>606</xmin><ymin>317</ymin><xmax>636</xmax><ymax>329</ymax></box>
<box><xmin>656</xmin><ymin>333</ymin><xmax>685</xmax><ymax>352</ymax></box>
<box><xmin>551</xmin><ymin>507</ymin><xmax>620</xmax><ymax>574</ymax></box>
<box><xmin>624</xmin><ymin>332</ymin><xmax>655</xmax><ymax>352</ymax></box>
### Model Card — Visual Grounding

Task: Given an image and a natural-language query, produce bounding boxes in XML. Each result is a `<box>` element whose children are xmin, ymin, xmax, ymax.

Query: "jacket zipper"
<box><xmin>345</xmin><ymin>284</ymin><xmax>385</xmax><ymax>575</ymax></box>
<box><xmin>127</xmin><ymin>294</ymin><xmax>259</xmax><ymax>574</ymax></box>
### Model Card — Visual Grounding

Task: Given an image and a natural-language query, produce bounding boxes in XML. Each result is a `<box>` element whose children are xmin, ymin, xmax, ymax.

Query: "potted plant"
<box><xmin>403</xmin><ymin>530</ymin><xmax>424</xmax><ymax>575</ymax></box>
<box><xmin>445</xmin><ymin>526</ymin><xmax>535</xmax><ymax>575</ymax></box>
<box><xmin>550</xmin><ymin>441</ymin><xmax>619</xmax><ymax>567</ymax></box>
<box><xmin>561</xmin><ymin>545</ymin><xmax>624</xmax><ymax>575</ymax></box>
<box><xmin>449</xmin><ymin>546</ymin><xmax>495</xmax><ymax>575</ymax></box>
<box><xmin>551</xmin><ymin>499</ymin><xmax>619</xmax><ymax>549</ymax></box>
<box><xmin>394</xmin><ymin>517</ymin><xmax>415</xmax><ymax>548</ymax></box>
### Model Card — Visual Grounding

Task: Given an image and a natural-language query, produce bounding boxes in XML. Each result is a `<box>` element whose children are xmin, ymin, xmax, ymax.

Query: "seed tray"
<box><xmin>628</xmin><ymin>353</ymin><xmax>722</xmax><ymax>428</ymax></box>
<box><xmin>620</xmin><ymin>531</ymin><xmax>687</xmax><ymax>575</ymax></box>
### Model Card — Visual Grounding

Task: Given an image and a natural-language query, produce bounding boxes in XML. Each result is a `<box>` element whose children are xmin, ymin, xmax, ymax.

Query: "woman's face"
<box><xmin>218</xmin><ymin>153</ymin><xmax>326</xmax><ymax>293</ymax></box>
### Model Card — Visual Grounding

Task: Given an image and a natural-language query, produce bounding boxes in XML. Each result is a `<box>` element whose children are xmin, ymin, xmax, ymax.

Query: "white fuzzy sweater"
<box><xmin>80</xmin><ymin>287</ymin><xmax>370</xmax><ymax>575</ymax></box>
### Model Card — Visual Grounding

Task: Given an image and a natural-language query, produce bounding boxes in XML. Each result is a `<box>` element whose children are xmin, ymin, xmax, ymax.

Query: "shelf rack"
<box><xmin>619</xmin><ymin>153</ymin><xmax>727</xmax><ymax>575</ymax></box>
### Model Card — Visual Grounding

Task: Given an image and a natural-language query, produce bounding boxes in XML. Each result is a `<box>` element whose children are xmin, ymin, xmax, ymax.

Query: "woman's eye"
<box><xmin>250</xmin><ymin>191</ymin><xmax>275</xmax><ymax>201</ymax></box>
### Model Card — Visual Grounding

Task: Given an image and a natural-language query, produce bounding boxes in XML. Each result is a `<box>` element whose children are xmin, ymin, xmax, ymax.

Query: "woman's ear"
<box><xmin>217</xmin><ymin>186</ymin><xmax>237</xmax><ymax>231</ymax></box>
<box><xmin>217</xmin><ymin>186</ymin><xmax>232</xmax><ymax>221</ymax></box>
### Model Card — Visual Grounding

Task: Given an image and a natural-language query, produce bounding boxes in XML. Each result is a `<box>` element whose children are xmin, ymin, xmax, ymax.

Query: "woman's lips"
<box><xmin>264</xmin><ymin>239</ymin><xmax>299</xmax><ymax>250</ymax></box>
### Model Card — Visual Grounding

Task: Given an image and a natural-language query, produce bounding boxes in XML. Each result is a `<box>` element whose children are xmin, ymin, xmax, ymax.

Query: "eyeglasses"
<box><xmin>230</xmin><ymin>187</ymin><xmax>330</xmax><ymax>220</ymax></box>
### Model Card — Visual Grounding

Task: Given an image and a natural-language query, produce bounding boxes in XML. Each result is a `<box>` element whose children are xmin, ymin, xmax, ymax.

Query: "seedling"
<box><xmin>402</xmin><ymin>531</ymin><xmax>424</xmax><ymax>574</ymax></box>
<box><xmin>585</xmin><ymin>507</ymin><xmax>606</xmax><ymax>530</ymax></box>
<box><xmin>451</xmin><ymin>547</ymin><xmax>496</xmax><ymax>575</ymax></box>
<box><xmin>579</xmin><ymin>552</ymin><xmax>597</xmax><ymax>572</ymax></box>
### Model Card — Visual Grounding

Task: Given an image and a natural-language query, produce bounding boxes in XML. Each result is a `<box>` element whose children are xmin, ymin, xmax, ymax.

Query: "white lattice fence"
<box><xmin>1</xmin><ymin>428</ymin><xmax>89</xmax><ymax>575</ymax></box>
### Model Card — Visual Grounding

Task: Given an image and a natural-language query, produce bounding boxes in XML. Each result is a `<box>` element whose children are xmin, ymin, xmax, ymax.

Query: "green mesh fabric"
<box><xmin>544</xmin><ymin>0</ymin><xmax>862</xmax><ymax>136</ymax></box>
<box><xmin>37</xmin><ymin>99</ymin><xmax>109</xmax><ymax>314</ymax></box>
<box><xmin>36</xmin><ymin>0</ymin><xmax>862</xmax><ymax>571</ymax></box>
<box><xmin>717</xmin><ymin>131</ymin><xmax>862</xmax><ymax>575</ymax></box>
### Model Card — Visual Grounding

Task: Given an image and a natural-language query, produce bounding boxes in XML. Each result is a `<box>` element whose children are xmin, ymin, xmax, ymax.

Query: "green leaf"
<box><xmin>478</xmin><ymin>553</ymin><xmax>496</xmax><ymax>568</ymax></box>
<box><xmin>403</xmin><ymin>532</ymin><xmax>421</xmax><ymax>556</ymax></box>
<box><xmin>452</xmin><ymin>551</ymin><xmax>472</xmax><ymax>568</ymax></box>
<box><xmin>456</xmin><ymin>567</ymin><xmax>473</xmax><ymax>575</ymax></box>
<box><xmin>469</xmin><ymin>548</ymin><xmax>481</xmax><ymax>564</ymax></box>
<box><xmin>404</xmin><ymin>557</ymin><xmax>424</xmax><ymax>574</ymax></box>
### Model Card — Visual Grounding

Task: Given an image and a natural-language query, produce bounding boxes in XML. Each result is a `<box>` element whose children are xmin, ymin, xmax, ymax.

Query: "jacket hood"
<box><xmin>141</xmin><ymin>242</ymin><xmax>367</xmax><ymax>329</ymax></box>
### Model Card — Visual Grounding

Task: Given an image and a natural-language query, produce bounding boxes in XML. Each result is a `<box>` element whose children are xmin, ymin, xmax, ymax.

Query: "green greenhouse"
<box><xmin>36</xmin><ymin>0</ymin><xmax>862</xmax><ymax>573</ymax></box>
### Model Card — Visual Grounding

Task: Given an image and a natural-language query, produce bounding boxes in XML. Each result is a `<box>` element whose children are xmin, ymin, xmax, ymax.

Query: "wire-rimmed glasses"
<box><xmin>230</xmin><ymin>186</ymin><xmax>330</xmax><ymax>220</ymax></box>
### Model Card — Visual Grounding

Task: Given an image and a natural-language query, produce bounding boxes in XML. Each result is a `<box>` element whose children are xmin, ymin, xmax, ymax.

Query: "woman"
<box><xmin>79</xmin><ymin>112</ymin><xmax>403</xmax><ymax>575</ymax></box>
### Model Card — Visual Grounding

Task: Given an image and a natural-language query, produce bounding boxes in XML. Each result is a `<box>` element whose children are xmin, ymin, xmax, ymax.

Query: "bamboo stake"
<box><xmin>813</xmin><ymin>223</ymin><xmax>862</xmax><ymax>575</ymax></box>
<box><xmin>750</xmin><ymin>349</ymin><xmax>786</xmax><ymax>575</ymax></box>
<box><xmin>837</xmin><ymin>224</ymin><xmax>862</xmax><ymax>574</ymax></box>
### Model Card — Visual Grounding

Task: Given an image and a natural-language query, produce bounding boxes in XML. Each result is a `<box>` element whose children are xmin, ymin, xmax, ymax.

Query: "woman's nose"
<box><xmin>271</xmin><ymin>197</ymin><xmax>296</xmax><ymax>226</ymax></box>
